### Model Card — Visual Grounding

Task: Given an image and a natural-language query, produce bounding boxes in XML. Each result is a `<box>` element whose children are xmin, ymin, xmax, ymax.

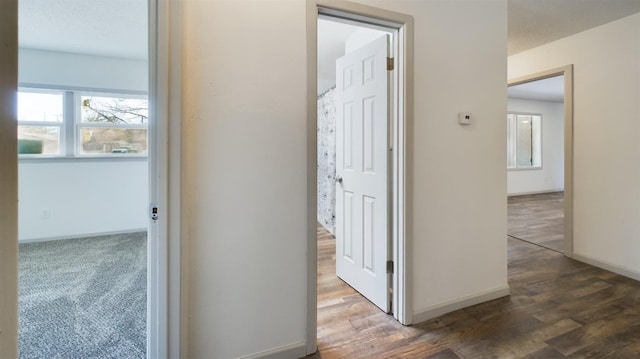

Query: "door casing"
<box><xmin>306</xmin><ymin>0</ymin><xmax>414</xmax><ymax>354</ymax></box>
<box><xmin>508</xmin><ymin>65</ymin><xmax>574</xmax><ymax>257</ymax></box>
<box><xmin>148</xmin><ymin>0</ymin><xmax>182</xmax><ymax>357</ymax></box>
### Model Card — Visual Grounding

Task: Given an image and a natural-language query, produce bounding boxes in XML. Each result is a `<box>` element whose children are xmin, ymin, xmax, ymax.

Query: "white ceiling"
<box><xmin>17</xmin><ymin>0</ymin><xmax>640</xmax><ymax>75</ymax></box>
<box><xmin>508</xmin><ymin>75</ymin><xmax>564</xmax><ymax>103</ymax></box>
<box><xmin>18</xmin><ymin>0</ymin><xmax>148</xmax><ymax>60</ymax></box>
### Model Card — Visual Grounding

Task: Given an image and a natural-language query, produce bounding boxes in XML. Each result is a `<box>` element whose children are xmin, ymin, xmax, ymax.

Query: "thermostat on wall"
<box><xmin>458</xmin><ymin>112</ymin><xmax>472</xmax><ymax>125</ymax></box>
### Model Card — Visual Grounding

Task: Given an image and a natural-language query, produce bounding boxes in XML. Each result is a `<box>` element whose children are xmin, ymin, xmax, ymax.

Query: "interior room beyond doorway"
<box><xmin>507</xmin><ymin>75</ymin><xmax>565</xmax><ymax>253</ymax></box>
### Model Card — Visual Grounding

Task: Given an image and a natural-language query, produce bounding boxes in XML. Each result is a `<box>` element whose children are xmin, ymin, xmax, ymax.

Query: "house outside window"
<box><xmin>17</xmin><ymin>87</ymin><xmax>148</xmax><ymax>157</ymax></box>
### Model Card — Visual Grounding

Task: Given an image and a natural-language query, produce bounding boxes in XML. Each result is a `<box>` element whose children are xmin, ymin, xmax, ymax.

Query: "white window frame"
<box><xmin>75</xmin><ymin>91</ymin><xmax>149</xmax><ymax>158</ymax></box>
<box><xmin>17</xmin><ymin>85</ymin><xmax>149</xmax><ymax>159</ymax></box>
<box><xmin>17</xmin><ymin>87</ymin><xmax>66</xmax><ymax>157</ymax></box>
<box><xmin>507</xmin><ymin>112</ymin><xmax>542</xmax><ymax>170</ymax></box>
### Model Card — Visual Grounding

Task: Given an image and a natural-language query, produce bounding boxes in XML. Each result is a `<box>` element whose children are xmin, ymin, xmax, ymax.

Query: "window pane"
<box><xmin>18</xmin><ymin>126</ymin><xmax>60</xmax><ymax>155</ymax></box>
<box><xmin>81</xmin><ymin>96</ymin><xmax>148</xmax><ymax>124</ymax></box>
<box><xmin>516</xmin><ymin>115</ymin><xmax>533</xmax><ymax>167</ymax></box>
<box><xmin>506</xmin><ymin>114</ymin><xmax>516</xmax><ymax>168</ymax></box>
<box><xmin>79</xmin><ymin>127</ymin><xmax>147</xmax><ymax>155</ymax></box>
<box><xmin>507</xmin><ymin>113</ymin><xmax>542</xmax><ymax>169</ymax></box>
<box><xmin>18</xmin><ymin>92</ymin><xmax>63</xmax><ymax>122</ymax></box>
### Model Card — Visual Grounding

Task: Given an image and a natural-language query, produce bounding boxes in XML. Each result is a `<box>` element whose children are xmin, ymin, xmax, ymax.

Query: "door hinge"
<box><xmin>386</xmin><ymin>260</ymin><xmax>394</xmax><ymax>274</ymax></box>
<box><xmin>387</xmin><ymin>57</ymin><xmax>394</xmax><ymax>71</ymax></box>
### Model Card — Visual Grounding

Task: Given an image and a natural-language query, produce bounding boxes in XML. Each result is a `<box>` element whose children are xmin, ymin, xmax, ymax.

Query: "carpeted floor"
<box><xmin>19</xmin><ymin>232</ymin><xmax>147</xmax><ymax>359</ymax></box>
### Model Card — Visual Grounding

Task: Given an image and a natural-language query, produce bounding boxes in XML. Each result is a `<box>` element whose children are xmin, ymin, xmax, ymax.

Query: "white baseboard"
<box><xmin>572</xmin><ymin>253</ymin><xmax>640</xmax><ymax>281</ymax></box>
<box><xmin>508</xmin><ymin>189</ymin><xmax>563</xmax><ymax>197</ymax></box>
<box><xmin>239</xmin><ymin>341</ymin><xmax>307</xmax><ymax>359</ymax></box>
<box><xmin>412</xmin><ymin>285</ymin><xmax>511</xmax><ymax>324</ymax></box>
<box><xmin>19</xmin><ymin>228</ymin><xmax>148</xmax><ymax>243</ymax></box>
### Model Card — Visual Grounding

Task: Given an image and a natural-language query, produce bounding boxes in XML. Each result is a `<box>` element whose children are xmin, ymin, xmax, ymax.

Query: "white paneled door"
<box><xmin>335</xmin><ymin>35</ymin><xmax>390</xmax><ymax>312</ymax></box>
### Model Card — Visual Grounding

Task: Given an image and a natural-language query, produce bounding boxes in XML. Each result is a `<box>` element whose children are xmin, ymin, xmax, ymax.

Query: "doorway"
<box><xmin>15</xmin><ymin>0</ymin><xmax>165</xmax><ymax>357</ymax></box>
<box><xmin>307</xmin><ymin>2</ymin><xmax>413</xmax><ymax>354</ymax></box>
<box><xmin>507</xmin><ymin>66</ymin><xmax>574</xmax><ymax>256</ymax></box>
<box><xmin>318</xmin><ymin>17</ymin><xmax>392</xmax><ymax>312</ymax></box>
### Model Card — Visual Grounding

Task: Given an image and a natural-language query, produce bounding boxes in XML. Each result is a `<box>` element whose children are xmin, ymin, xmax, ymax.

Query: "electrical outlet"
<box><xmin>40</xmin><ymin>208</ymin><xmax>50</xmax><ymax>219</ymax></box>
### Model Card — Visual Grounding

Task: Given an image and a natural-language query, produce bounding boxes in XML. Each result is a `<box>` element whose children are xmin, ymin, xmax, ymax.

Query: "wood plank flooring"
<box><xmin>309</xmin><ymin>225</ymin><xmax>640</xmax><ymax>358</ymax></box>
<box><xmin>508</xmin><ymin>192</ymin><xmax>564</xmax><ymax>252</ymax></box>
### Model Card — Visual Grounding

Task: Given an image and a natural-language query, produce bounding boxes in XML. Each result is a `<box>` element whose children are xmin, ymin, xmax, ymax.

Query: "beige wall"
<box><xmin>182</xmin><ymin>1</ymin><xmax>309</xmax><ymax>357</ymax></box>
<box><xmin>0</xmin><ymin>0</ymin><xmax>18</xmax><ymax>357</ymax></box>
<box><xmin>509</xmin><ymin>13</ymin><xmax>640</xmax><ymax>278</ymax></box>
<box><xmin>351</xmin><ymin>0</ymin><xmax>508</xmax><ymax>320</ymax></box>
<box><xmin>182</xmin><ymin>0</ymin><xmax>507</xmax><ymax>357</ymax></box>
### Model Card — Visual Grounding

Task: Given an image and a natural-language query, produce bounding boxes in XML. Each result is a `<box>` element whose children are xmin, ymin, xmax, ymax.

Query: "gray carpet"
<box><xmin>19</xmin><ymin>232</ymin><xmax>147</xmax><ymax>359</ymax></box>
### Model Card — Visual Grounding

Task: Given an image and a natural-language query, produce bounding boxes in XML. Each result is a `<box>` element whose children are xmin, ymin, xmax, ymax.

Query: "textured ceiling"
<box><xmin>18</xmin><ymin>0</ymin><xmax>147</xmax><ymax>60</ymax></box>
<box><xmin>18</xmin><ymin>0</ymin><xmax>640</xmax><ymax>62</ymax></box>
<box><xmin>509</xmin><ymin>0</ymin><xmax>640</xmax><ymax>55</ymax></box>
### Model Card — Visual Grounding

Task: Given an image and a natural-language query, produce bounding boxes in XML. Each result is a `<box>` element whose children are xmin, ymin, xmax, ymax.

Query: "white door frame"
<box><xmin>306</xmin><ymin>0</ymin><xmax>414</xmax><ymax>354</ymax></box>
<box><xmin>508</xmin><ymin>65</ymin><xmax>574</xmax><ymax>257</ymax></box>
<box><xmin>148</xmin><ymin>0</ymin><xmax>182</xmax><ymax>357</ymax></box>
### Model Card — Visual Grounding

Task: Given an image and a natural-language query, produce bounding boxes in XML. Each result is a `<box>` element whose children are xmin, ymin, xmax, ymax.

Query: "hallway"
<box><xmin>311</xmin><ymin>225</ymin><xmax>640</xmax><ymax>358</ymax></box>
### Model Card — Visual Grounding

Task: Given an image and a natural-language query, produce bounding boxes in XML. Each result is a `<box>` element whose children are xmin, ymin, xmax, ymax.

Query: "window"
<box><xmin>507</xmin><ymin>113</ymin><xmax>541</xmax><ymax>169</ymax></box>
<box><xmin>17</xmin><ymin>90</ymin><xmax>64</xmax><ymax>155</ymax></box>
<box><xmin>17</xmin><ymin>87</ymin><xmax>148</xmax><ymax>157</ymax></box>
<box><xmin>79</xmin><ymin>94</ymin><xmax>148</xmax><ymax>155</ymax></box>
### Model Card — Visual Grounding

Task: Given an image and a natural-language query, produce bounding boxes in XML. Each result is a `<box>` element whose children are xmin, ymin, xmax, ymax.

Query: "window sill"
<box><xmin>18</xmin><ymin>155</ymin><xmax>148</xmax><ymax>163</ymax></box>
<box><xmin>507</xmin><ymin>166</ymin><xmax>543</xmax><ymax>172</ymax></box>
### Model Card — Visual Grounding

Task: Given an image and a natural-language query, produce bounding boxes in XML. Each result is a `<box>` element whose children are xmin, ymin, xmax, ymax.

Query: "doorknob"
<box><xmin>335</xmin><ymin>175</ymin><xmax>343</xmax><ymax>184</ymax></box>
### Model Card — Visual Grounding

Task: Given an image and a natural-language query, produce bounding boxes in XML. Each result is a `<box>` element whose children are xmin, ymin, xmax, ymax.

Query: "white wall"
<box><xmin>182</xmin><ymin>0</ymin><xmax>507</xmax><ymax>357</ymax></box>
<box><xmin>509</xmin><ymin>13</ymin><xmax>640</xmax><ymax>276</ymax></box>
<box><xmin>18</xmin><ymin>160</ymin><xmax>148</xmax><ymax>241</ymax></box>
<box><xmin>18</xmin><ymin>48</ymin><xmax>149</xmax><ymax>241</ymax></box>
<box><xmin>344</xmin><ymin>28</ymin><xmax>386</xmax><ymax>53</ymax></box>
<box><xmin>507</xmin><ymin>98</ymin><xmax>564</xmax><ymax>195</ymax></box>
<box><xmin>19</xmin><ymin>48</ymin><xmax>147</xmax><ymax>92</ymax></box>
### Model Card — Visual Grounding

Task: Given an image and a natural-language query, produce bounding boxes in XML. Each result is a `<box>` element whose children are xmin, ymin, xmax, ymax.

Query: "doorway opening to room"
<box><xmin>507</xmin><ymin>66</ymin><xmax>574</xmax><ymax>255</ymax></box>
<box><xmin>15</xmin><ymin>0</ymin><xmax>165</xmax><ymax>357</ymax></box>
<box><xmin>311</xmin><ymin>4</ymin><xmax>412</xmax><ymax>353</ymax></box>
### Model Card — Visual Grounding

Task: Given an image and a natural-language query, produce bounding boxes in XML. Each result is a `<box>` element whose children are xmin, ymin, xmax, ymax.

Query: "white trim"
<box><xmin>507</xmin><ymin>189</ymin><xmax>563</xmax><ymax>197</ymax></box>
<box><xmin>412</xmin><ymin>286</ymin><xmax>511</xmax><ymax>324</ymax></box>
<box><xmin>18</xmin><ymin>156</ymin><xmax>147</xmax><ymax>163</ymax></box>
<box><xmin>307</xmin><ymin>1</ymin><xmax>414</xmax><ymax>355</ymax></box>
<box><xmin>18</xmin><ymin>229</ymin><xmax>147</xmax><ymax>244</ymax></box>
<box><xmin>147</xmin><ymin>0</ymin><xmax>174</xmax><ymax>357</ymax></box>
<box><xmin>239</xmin><ymin>342</ymin><xmax>308</xmax><ymax>359</ymax></box>
<box><xmin>152</xmin><ymin>0</ymin><xmax>183</xmax><ymax>357</ymax></box>
<box><xmin>507</xmin><ymin>167</ymin><xmax>543</xmax><ymax>172</ymax></box>
<box><xmin>572</xmin><ymin>254</ymin><xmax>640</xmax><ymax>282</ymax></box>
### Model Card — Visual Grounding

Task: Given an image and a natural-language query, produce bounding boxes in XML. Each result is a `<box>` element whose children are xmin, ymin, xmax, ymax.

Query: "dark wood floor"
<box><xmin>508</xmin><ymin>192</ymin><xmax>564</xmax><ymax>252</ymax></box>
<box><xmin>310</xmin><ymin>225</ymin><xmax>640</xmax><ymax>358</ymax></box>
